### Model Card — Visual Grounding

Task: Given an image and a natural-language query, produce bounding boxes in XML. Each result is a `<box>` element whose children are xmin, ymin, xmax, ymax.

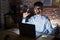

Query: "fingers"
<box><xmin>24</xmin><ymin>12</ymin><xmax>30</xmax><ymax>15</ymax></box>
<box><xmin>23</xmin><ymin>12</ymin><xmax>30</xmax><ymax>18</ymax></box>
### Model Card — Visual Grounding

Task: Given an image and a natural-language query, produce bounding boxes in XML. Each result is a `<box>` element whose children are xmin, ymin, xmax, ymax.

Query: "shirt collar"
<box><xmin>34</xmin><ymin>15</ymin><xmax>42</xmax><ymax>18</ymax></box>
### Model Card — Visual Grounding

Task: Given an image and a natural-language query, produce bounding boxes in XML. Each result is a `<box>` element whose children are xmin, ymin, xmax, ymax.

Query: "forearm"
<box><xmin>45</xmin><ymin>19</ymin><xmax>53</xmax><ymax>35</ymax></box>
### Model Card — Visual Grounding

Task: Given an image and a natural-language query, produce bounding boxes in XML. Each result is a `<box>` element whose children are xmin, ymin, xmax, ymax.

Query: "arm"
<box><xmin>22</xmin><ymin>18</ymin><xmax>26</xmax><ymax>23</ymax></box>
<box><xmin>43</xmin><ymin>19</ymin><xmax>54</xmax><ymax>35</ymax></box>
<box><xmin>22</xmin><ymin>17</ymin><xmax>34</xmax><ymax>25</ymax></box>
<box><xmin>22</xmin><ymin>12</ymin><xmax>30</xmax><ymax>23</ymax></box>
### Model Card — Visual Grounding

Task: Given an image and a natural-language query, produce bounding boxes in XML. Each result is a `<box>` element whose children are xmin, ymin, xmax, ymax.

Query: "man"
<box><xmin>22</xmin><ymin>2</ymin><xmax>54</xmax><ymax>35</ymax></box>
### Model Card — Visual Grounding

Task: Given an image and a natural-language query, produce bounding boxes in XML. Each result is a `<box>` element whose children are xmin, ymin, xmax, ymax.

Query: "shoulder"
<box><xmin>41</xmin><ymin>16</ymin><xmax>50</xmax><ymax>21</ymax></box>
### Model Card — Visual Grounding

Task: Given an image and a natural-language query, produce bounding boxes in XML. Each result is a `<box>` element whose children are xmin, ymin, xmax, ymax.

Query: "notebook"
<box><xmin>19</xmin><ymin>23</ymin><xmax>41</xmax><ymax>38</ymax></box>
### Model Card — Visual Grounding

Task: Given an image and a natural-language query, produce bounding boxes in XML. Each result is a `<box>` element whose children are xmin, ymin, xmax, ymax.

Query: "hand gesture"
<box><xmin>23</xmin><ymin>12</ymin><xmax>30</xmax><ymax>18</ymax></box>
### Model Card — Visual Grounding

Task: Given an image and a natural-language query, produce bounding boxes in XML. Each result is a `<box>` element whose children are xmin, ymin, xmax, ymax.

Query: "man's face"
<box><xmin>34</xmin><ymin>6</ymin><xmax>42</xmax><ymax>14</ymax></box>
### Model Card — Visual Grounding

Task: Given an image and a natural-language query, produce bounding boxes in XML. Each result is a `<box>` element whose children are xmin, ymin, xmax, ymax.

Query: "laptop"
<box><xmin>19</xmin><ymin>23</ymin><xmax>42</xmax><ymax>38</ymax></box>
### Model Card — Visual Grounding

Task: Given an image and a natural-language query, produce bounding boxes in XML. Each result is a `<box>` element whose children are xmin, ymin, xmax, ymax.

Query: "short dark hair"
<box><xmin>34</xmin><ymin>2</ymin><xmax>43</xmax><ymax>9</ymax></box>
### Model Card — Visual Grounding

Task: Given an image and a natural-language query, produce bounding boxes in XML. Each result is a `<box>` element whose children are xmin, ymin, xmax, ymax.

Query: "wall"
<box><xmin>1</xmin><ymin>0</ymin><xmax>9</xmax><ymax>28</ymax></box>
<box><xmin>21</xmin><ymin>0</ymin><xmax>41</xmax><ymax>7</ymax></box>
<box><xmin>43</xmin><ymin>8</ymin><xmax>60</xmax><ymax>26</ymax></box>
<box><xmin>21</xmin><ymin>0</ymin><xmax>60</xmax><ymax>7</ymax></box>
<box><xmin>52</xmin><ymin>0</ymin><xmax>60</xmax><ymax>7</ymax></box>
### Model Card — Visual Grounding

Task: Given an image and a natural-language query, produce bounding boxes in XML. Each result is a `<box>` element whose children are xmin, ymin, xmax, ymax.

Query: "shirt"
<box><xmin>22</xmin><ymin>15</ymin><xmax>54</xmax><ymax>34</ymax></box>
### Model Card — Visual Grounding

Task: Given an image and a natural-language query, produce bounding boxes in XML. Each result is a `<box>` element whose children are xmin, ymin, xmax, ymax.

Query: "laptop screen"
<box><xmin>19</xmin><ymin>23</ymin><xmax>36</xmax><ymax>38</ymax></box>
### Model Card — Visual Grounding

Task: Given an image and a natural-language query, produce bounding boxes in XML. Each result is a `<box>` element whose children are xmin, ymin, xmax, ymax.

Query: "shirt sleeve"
<box><xmin>22</xmin><ymin>17</ymin><xmax>33</xmax><ymax>24</ymax></box>
<box><xmin>22</xmin><ymin>18</ymin><xmax>26</xmax><ymax>23</ymax></box>
<box><xmin>43</xmin><ymin>19</ymin><xmax>54</xmax><ymax>35</ymax></box>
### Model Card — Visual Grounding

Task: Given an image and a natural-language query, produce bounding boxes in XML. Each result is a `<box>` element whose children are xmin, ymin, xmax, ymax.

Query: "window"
<box><xmin>41</xmin><ymin>0</ymin><xmax>52</xmax><ymax>6</ymax></box>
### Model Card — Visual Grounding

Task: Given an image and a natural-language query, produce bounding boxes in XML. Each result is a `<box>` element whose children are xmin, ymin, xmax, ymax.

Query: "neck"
<box><xmin>36</xmin><ymin>14</ymin><xmax>41</xmax><ymax>16</ymax></box>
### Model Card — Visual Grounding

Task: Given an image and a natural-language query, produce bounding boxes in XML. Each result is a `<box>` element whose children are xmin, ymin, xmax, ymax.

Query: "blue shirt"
<box><xmin>22</xmin><ymin>15</ymin><xmax>54</xmax><ymax>34</ymax></box>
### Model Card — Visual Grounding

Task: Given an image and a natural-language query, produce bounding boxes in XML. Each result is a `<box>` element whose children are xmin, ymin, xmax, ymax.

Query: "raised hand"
<box><xmin>23</xmin><ymin>12</ymin><xmax>30</xmax><ymax>18</ymax></box>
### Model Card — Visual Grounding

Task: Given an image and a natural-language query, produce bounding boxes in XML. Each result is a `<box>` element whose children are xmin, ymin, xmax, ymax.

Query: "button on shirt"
<box><xmin>22</xmin><ymin>15</ymin><xmax>54</xmax><ymax>34</ymax></box>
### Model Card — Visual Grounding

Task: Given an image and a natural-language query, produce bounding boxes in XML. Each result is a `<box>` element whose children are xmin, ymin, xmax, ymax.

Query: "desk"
<box><xmin>17</xmin><ymin>35</ymin><xmax>54</xmax><ymax>40</ymax></box>
<box><xmin>0</xmin><ymin>30</ymin><xmax>55</xmax><ymax>40</ymax></box>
